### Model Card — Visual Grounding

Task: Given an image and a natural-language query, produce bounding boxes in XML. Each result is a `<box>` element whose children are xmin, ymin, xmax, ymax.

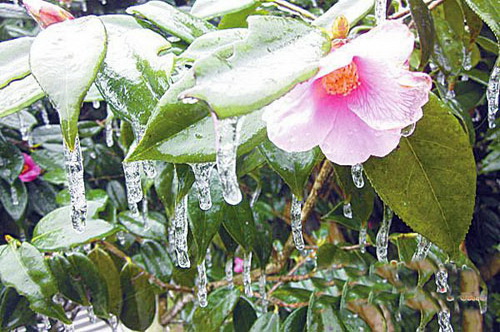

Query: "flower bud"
<box><xmin>22</xmin><ymin>0</ymin><xmax>74</xmax><ymax>29</ymax></box>
<box><xmin>331</xmin><ymin>15</ymin><xmax>349</xmax><ymax>40</ymax></box>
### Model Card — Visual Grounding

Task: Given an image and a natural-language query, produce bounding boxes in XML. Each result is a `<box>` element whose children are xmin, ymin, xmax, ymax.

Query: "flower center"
<box><xmin>21</xmin><ymin>163</ymin><xmax>30</xmax><ymax>174</ymax></box>
<box><xmin>321</xmin><ymin>62</ymin><xmax>360</xmax><ymax>96</ymax></box>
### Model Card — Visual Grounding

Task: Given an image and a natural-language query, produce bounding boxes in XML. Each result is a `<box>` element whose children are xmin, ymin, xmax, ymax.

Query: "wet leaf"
<box><xmin>191</xmin><ymin>288</ymin><xmax>240</xmax><ymax>331</ymax></box>
<box><xmin>233</xmin><ymin>297</ymin><xmax>257</xmax><ymax>332</ymax></box>
<box><xmin>0</xmin><ymin>179</ymin><xmax>27</xmax><ymax>221</ymax></box>
<box><xmin>313</xmin><ymin>0</ymin><xmax>374</xmax><ymax>29</ymax></box>
<box><xmin>307</xmin><ymin>294</ymin><xmax>344</xmax><ymax>331</ymax></box>
<box><xmin>0</xmin><ymin>287</ymin><xmax>36</xmax><ymax>331</ymax></box>
<box><xmin>250</xmin><ymin>312</ymin><xmax>280</xmax><ymax>332</ymax></box>
<box><xmin>0</xmin><ymin>76</ymin><xmax>44</xmax><ymax>118</ymax></box>
<box><xmin>223</xmin><ymin>199</ymin><xmax>256</xmax><ymax>252</ymax></box>
<box><xmin>118</xmin><ymin>211</ymin><xmax>167</xmax><ymax>241</ymax></box>
<box><xmin>138</xmin><ymin>239</ymin><xmax>173</xmax><ymax>283</ymax></box>
<box><xmin>408</xmin><ymin>0</ymin><xmax>436</xmax><ymax>69</ymax></box>
<box><xmin>0</xmin><ymin>134</ymin><xmax>23</xmax><ymax>184</ymax></box>
<box><xmin>181</xmin><ymin>28</ymin><xmax>247</xmax><ymax>61</ymax></box>
<box><xmin>463</xmin><ymin>0</ymin><xmax>500</xmax><ymax>41</ymax></box>
<box><xmin>281</xmin><ymin>306</ymin><xmax>307</xmax><ymax>332</ymax></box>
<box><xmin>191</xmin><ymin>0</ymin><xmax>257</xmax><ymax>19</ymax></box>
<box><xmin>0</xmin><ymin>37</ymin><xmax>33</xmax><ymax>88</ymax></box>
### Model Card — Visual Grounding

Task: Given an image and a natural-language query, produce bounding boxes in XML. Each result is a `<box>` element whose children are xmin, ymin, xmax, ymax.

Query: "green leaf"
<box><xmin>0</xmin><ymin>75</ymin><xmax>44</xmax><ymax>118</ymax></box>
<box><xmin>126</xmin><ymin>1</ymin><xmax>216</xmax><ymax>43</ymax></box>
<box><xmin>408</xmin><ymin>0</ymin><xmax>436</xmax><ymax>69</ymax></box>
<box><xmin>250</xmin><ymin>312</ymin><xmax>280</xmax><ymax>332</ymax></box>
<box><xmin>307</xmin><ymin>294</ymin><xmax>344</xmax><ymax>332</ymax></box>
<box><xmin>106</xmin><ymin>180</ymin><xmax>127</xmax><ymax>211</ymax></box>
<box><xmin>233</xmin><ymin>297</ymin><xmax>257</xmax><ymax>332</ymax></box>
<box><xmin>223</xmin><ymin>199</ymin><xmax>257</xmax><ymax>252</ymax></box>
<box><xmin>260</xmin><ymin>142</ymin><xmax>321</xmax><ymax>200</ymax></box>
<box><xmin>27</xmin><ymin>181</ymin><xmax>57</xmax><ymax>217</ymax></box>
<box><xmin>138</xmin><ymin>240</ymin><xmax>173</xmax><ymax>283</ymax></box>
<box><xmin>464</xmin><ymin>0</ymin><xmax>500</xmax><ymax>41</ymax></box>
<box><xmin>0</xmin><ymin>37</ymin><xmax>33</xmax><ymax>88</ymax></box>
<box><xmin>118</xmin><ymin>211</ymin><xmax>167</xmax><ymax>241</ymax></box>
<box><xmin>181</xmin><ymin>28</ymin><xmax>248</xmax><ymax>61</ymax></box>
<box><xmin>281</xmin><ymin>307</ymin><xmax>307</xmax><ymax>332</ymax></box>
<box><xmin>0</xmin><ymin>242</ymin><xmax>70</xmax><ymax>323</ymax></box>
<box><xmin>184</xmin><ymin>16</ymin><xmax>330</xmax><ymax>118</ymax></box>
<box><xmin>316</xmin><ymin>243</ymin><xmax>369</xmax><ymax>276</ymax></box>
<box><xmin>191</xmin><ymin>288</ymin><xmax>240</xmax><ymax>331</ymax></box>
<box><xmin>0</xmin><ymin>287</ymin><xmax>36</xmax><ymax>331</ymax></box>
<box><xmin>364</xmin><ymin>94</ymin><xmax>476</xmax><ymax>258</ymax></box>
<box><xmin>0</xmin><ymin>134</ymin><xmax>23</xmax><ymax>184</ymax></box>
<box><xmin>48</xmin><ymin>254</ymin><xmax>89</xmax><ymax>305</ymax></box>
<box><xmin>29</xmin><ymin>16</ymin><xmax>107</xmax><ymax>150</ymax></box>
<box><xmin>88</xmin><ymin>247</ymin><xmax>122</xmax><ymax>316</ymax></box>
<box><xmin>120</xmin><ymin>261</ymin><xmax>156</xmax><ymax>331</ymax></box>
<box><xmin>191</xmin><ymin>0</ymin><xmax>257</xmax><ymax>19</ymax></box>
<box><xmin>313</xmin><ymin>0</ymin><xmax>374</xmax><ymax>29</ymax></box>
<box><xmin>31</xmin><ymin>201</ymin><xmax>117</xmax><ymax>251</ymax></box>
<box><xmin>0</xmin><ymin>179</ymin><xmax>27</xmax><ymax>221</ymax></box>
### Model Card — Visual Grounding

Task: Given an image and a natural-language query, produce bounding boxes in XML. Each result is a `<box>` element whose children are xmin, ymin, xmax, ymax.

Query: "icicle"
<box><xmin>351</xmin><ymin>163</ymin><xmax>364</xmax><ymax>188</ymax></box>
<box><xmin>105</xmin><ymin>106</ymin><xmax>114</xmax><ymax>147</ymax></box>
<box><xmin>438</xmin><ymin>310</ymin><xmax>453</xmax><ymax>332</ymax></box>
<box><xmin>123</xmin><ymin>161</ymin><xmax>142</xmax><ymax>216</ymax></box>
<box><xmin>214</xmin><ymin>116</ymin><xmax>244</xmax><ymax>205</ymax></box>
<box><xmin>359</xmin><ymin>224</ymin><xmax>367</xmax><ymax>253</ymax></box>
<box><xmin>142</xmin><ymin>197</ymin><xmax>149</xmax><ymax>226</ymax></box>
<box><xmin>343</xmin><ymin>202</ymin><xmax>353</xmax><ymax>219</ymax></box>
<box><xmin>17</xmin><ymin>113</ymin><xmax>30</xmax><ymax>142</ymax></box>
<box><xmin>471</xmin><ymin>109</ymin><xmax>481</xmax><ymax>122</ymax></box>
<box><xmin>250</xmin><ymin>183</ymin><xmax>262</xmax><ymax>208</ymax></box>
<box><xmin>376</xmin><ymin>205</ymin><xmax>393</xmax><ymax>262</ymax></box>
<box><xmin>101</xmin><ymin>0</ymin><xmax>107</xmax><ymax>5</ymax></box>
<box><xmin>197</xmin><ymin>259</ymin><xmax>208</xmax><ymax>307</ymax></box>
<box><xmin>446</xmin><ymin>89</ymin><xmax>456</xmax><ymax>100</ymax></box>
<box><xmin>436</xmin><ymin>264</ymin><xmax>449</xmax><ymax>294</ymax></box>
<box><xmin>40</xmin><ymin>315</ymin><xmax>51</xmax><ymax>331</ymax></box>
<box><xmin>116</xmin><ymin>231</ymin><xmax>126</xmax><ymax>246</ymax></box>
<box><xmin>181</xmin><ymin>97</ymin><xmax>198</xmax><ymax>104</ymax></box>
<box><xmin>89</xmin><ymin>151</ymin><xmax>97</xmax><ymax>159</ymax></box>
<box><xmin>375</xmin><ymin>0</ymin><xmax>387</xmax><ymax>25</ymax></box>
<box><xmin>64</xmin><ymin>323</ymin><xmax>75</xmax><ymax>332</ymax></box>
<box><xmin>243</xmin><ymin>251</ymin><xmax>252</xmax><ymax>297</ymax></box>
<box><xmin>64</xmin><ymin>137</ymin><xmax>87</xmax><ymax>232</ymax></box>
<box><xmin>486</xmin><ymin>61</ymin><xmax>500</xmax><ymax>128</ymax></box>
<box><xmin>87</xmin><ymin>306</ymin><xmax>96</xmax><ymax>324</ymax></box>
<box><xmin>92</xmin><ymin>101</ymin><xmax>101</xmax><ymax>109</ymax></box>
<box><xmin>189</xmin><ymin>162</ymin><xmax>215</xmax><ymax>210</ymax></box>
<box><xmin>291</xmin><ymin>194</ymin><xmax>305</xmax><ymax>251</ymax></box>
<box><xmin>205</xmin><ymin>246</ymin><xmax>212</xmax><ymax>268</ymax></box>
<box><xmin>401</xmin><ymin>123</ymin><xmax>416</xmax><ymax>137</ymax></box>
<box><xmin>10</xmin><ymin>186</ymin><xmax>19</xmax><ymax>206</ymax></box>
<box><xmin>479</xmin><ymin>288</ymin><xmax>488</xmax><ymax>314</ymax></box>
<box><xmin>462</xmin><ymin>47</ymin><xmax>472</xmax><ymax>71</ymax></box>
<box><xmin>412</xmin><ymin>234</ymin><xmax>432</xmax><ymax>261</ymax></box>
<box><xmin>174</xmin><ymin>195</ymin><xmax>190</xmax><ymax>268</ymax></box>
<box><xmin>259</xmin><ymin>272</ymin><xmax>267</xmax><ymax>312</ymax></box>
<box><xmin>82</xmin><ymin>0</ymin><xmax>87</xmax><ymax>12</ymax></box>
<box><xmin>108</xmin><ymin>315</ymin><xmax>119</xmax><ymax>332</ymax></box>
<box><xmin>225</xmin><ymin>256</ymin><xmax>234</xmax><ymax>289</ymax></box>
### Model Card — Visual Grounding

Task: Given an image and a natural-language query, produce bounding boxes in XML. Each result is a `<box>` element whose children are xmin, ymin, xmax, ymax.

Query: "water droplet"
<box><xmin>64</xmin><ymin>137</ymin><xmax>87</xmax><ymax>233</ymax></box>
<box><xmin>214</xmin><ymin>116</ymin><xmax>244</xmax><ymax>205</ymax></box>
<box><xmin>243</xmin><ymin>251</ymin><xmax>252</xmax><ymax>297</ymax></box>
<box><xmin>412</xmin><ymin>234</ymin><xmax>432</xmax><ymax>261</ymax></box>
<box><xmin>189</xmin><ymin>162</ymin><xmax>215</xmax><ymax>210</ymax></box>
<box><xmin>174</xmin><ymin>195</ymin><xmax>190</xmax><ymax>268</ymax></box>
<box><xmin>10</xmin><ymin>186</ymin><xmax>18</xmax><ymax>206</ymax></box>
<box><xmin>401</xmin><ymin>123</ymin><xmax>416</xmax><ymax>137</ymax></box>
<box><xmin>436</xmin><ymin>264</ymin><xmax>449</xmax><ymax>294</ymax></box>
<box><xmin>116</xmin><ymin>231</ymin><xmax>126</xmax><ymax>246</ymax></box>
<box><xmin>225</xmin><ymin>256</ymin><xmax>234</xmax><ymax>289</ymax></box>
<box><xmin>82</xmin><ymin>0</ymin><xmax>88</xmax><ymax>12</ymax></box>
<box><xmin>291</xmin><ymin>194</ymin><xmax>305</xmax><ymax>251</ymax></box>
<box><xmin>471</xmin><ymin>109</ymin><xmax>481</xmax><ymax>122</ymax></box>
<box><xmin>351</xmin><ymin>163</ymin><xmax>364</xmax><ymax>188</ymax></box>
<box><xmin>259</xmin><ymin>272</ymin><xmax>267</xmax><ymax>312</ymax></box>
<box><xmin>92</xmin><ymin>100</ymin><xmax>101</xmax><ymax>109</ymax></box>
<box><xmin>375</xmin><ymin>0</ymin><xmax>387</xmax><ymax>25</ymax></box>
<box><xmin>359</xmin><ymin>224</ymin><xmax>367</xmax><ymax>253</ymax></box>
<box><xmin>438</xmin><ymin>310</ymin><xmax>453</xmax><ymax>332</ymax></box>
<box><xmin>343</xmin><ymin>202</ymin><xmax>353</xmax><ymax>219</ymax></box>
<box><xmin>101</xmin><ymin>0</ymin><xmax>107</xmax><ymax>5</ymax></box>
<box><xmin>123</xmin><ymin>161</ymin><xmax>143</xmax><ymax>216</ymax></box>
<box><xmin>446</xmin><ymin>89</ymin><xmax>456</xmax><ymax>100</ymax></box>
<box><xmin>89</xmin><ymin>151</ymin><xmax>97</xmax><ymax>159</ymax></box>
<box><xmin>197</xmin><ymin>259</ymin><xmax>208</xmax><ymax>307</ymax></box>
<box><xmin>105</xmin><ymin>106</ymin><xmax>114</xmax><ymax>147</ymax></box>
<box><xmin>376</xmin><ymin>205</ymin><xmax>393</xmax><ymax>263</ymax></box>
<box><xmin>486</xmin><ymin>61</ymin><xmax>499</xmax><ymax>129</ymax></box>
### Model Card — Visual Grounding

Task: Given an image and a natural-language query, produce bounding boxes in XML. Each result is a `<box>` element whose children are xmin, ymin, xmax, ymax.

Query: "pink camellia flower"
<box><xmin>233</xmin><ymin>257</ymin><xmax>244</xmax><ymax>273</ymax></box>
<box><xmin>263</xmin><ymin>21</ymin><xmax>432</xmax><ymax>165</ymax></box>
<box><xmin>18</xmin><ymin>153</ymin><xmax>42</xmax><ymax>182</ymax></box>
<box><xmin>22</xmin><ymin>0</ymin><xmax>74</xmax><ymax>29</ymax></box>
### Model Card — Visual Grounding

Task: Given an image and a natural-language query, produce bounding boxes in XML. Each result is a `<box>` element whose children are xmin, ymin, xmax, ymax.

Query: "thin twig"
<box><xmin>389</xmin><ymin>0</ymin><xmax>444</xmax><ymax>20</ymax></box>
<box><xmin>160</xmin><ymin>293</ymin><xmax>194</xmax><ymax>325</ymax></box>
<box><xmin>272</xmin><ymin>0</ymin><xmax>318</xmax><ymax>20</ymax></box>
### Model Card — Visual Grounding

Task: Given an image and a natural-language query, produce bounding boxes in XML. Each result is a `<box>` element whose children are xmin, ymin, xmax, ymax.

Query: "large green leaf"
<box><xmin>0</xmin><ymin>134</ymin><xmax>23</xmax><ymax>184</ymax></box>
<box><xmin>191</xmin><ymin>288</ymin><xmax>240</xmax><ymax>331</ymax></box>
<box><xmin>223</xmin><ymin>199</ymin><xmax>257</xmax><ymax>252</ymax></box>
<box><xmin>29</xmin><ymin>16</ymin><xmax>107</xmax><ymax>150</ymax></box>
<box><xmin>0</xmin><ymin>75</ymin><xmax>44</xmax><ymax>118</ymax></box>
<box><xmin>408</xmin><ymin>0</ymin><xmax>436</xmax><ymax>69</ymax></box>
<box><xmin>0</xmin><ymin>37</ymin><xmax>33</xmax><ymax>88</ymax></box>
<box><xmin>313</xmin><ymin>0</ymin><xmax>374</xmax><ymax>29</ymax></box>
<box><xmin>250</xmin><ymin>312</ymin><xmax>280</xmax><ymax>332</ymax></box>
<box><xmin>138</xmin><ymin>240</ymin><xmax>173</xmax><ymax>283</ymax></box>
<box><xmin>184</xmin><ymin>16</ymin><xmax>330</xmax><ymax>118</ymax></box>
<box><xmin>31</xmin><ymin>201</ymin><xmax>117</xmax><ymax>251</ymax></box>
<box><xmin>120</xmin><ymin>261</ymin><xmax>156</xmax><ymax>331</ymax></box>
<box><xmin>364</xmin><ymin>94</ymin><xmax>476</xmax><ymax>257</ymax></box>
<box><xmin>307</xmin><ymin>294</ymin><xmax>344</xmax><ymax>332</ymax></box>
<box><xmin>191</xmin><ymin>0</ymin><xmax>257</xmax><ymax>19</ymax></box>
<box><xmin>260</xmin><ymin>142</ymin><xmax>321</xmax><ymax>200</ymax></box>
<box><xmin>281</xmin><ymin>307</ymin><xmax>307</xmax><ymax>332</ymax></box>
<box><xmin>126</xmin><ymin>1</ymin><xmax>216</xmax><ymax>43</ymax></box>
<box><xmin>0</xmin><ymin>179</ymin><xmax>27</xmax><ymax>221</ymax></box>
<box><xmin>233</xmin><ymin>297</ymin><xmax>257</xmax><ymax>332</ymax></box>
<box><xmin>464</xmin><ymin>0</ymin><xmax>500</xmax><ymax>41</ymax></box>
<box><xmin>0</xmin><ymin>242</ymin><xmax>69</xmax><ymax>323</ymax></box>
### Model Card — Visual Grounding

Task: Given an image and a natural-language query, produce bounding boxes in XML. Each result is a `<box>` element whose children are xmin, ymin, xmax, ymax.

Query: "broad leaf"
<box><xmin>307</xmin><ymin>294</ymin><xmax>344</xmax><ymax>332</ymax></box>
<box><xmin>0</xmin><ymin>134</ymin><xmax>24</xmax><ymax>184</ymax></box>
<box><xmin>250</xmin><ymin>312</ymin><xmax>280</xmax><ymax>332</ymax></box>
<box><xmin>30</xmin><ymin>16</ymin><xmax>107</xmax><ymax>150</ymax></box>
<box><xmin>313</xmin><ymin>0</ymin><xmax>374</xmax><ymax>29</ymax></box>
<box><xmin>408</xmin><ymin>0</ymin><xmax>436</xmax><ymax>69</ymax></box>
<box><xmin>0</xmin><ymin>179</ymin><xmax>27</xmax><ymax>221</ymax></box>
<box><xmin>118</xmin><ymin>211</ymin><xmax>167</xmax><ymax>241</ymax></box>
<box><xmin>223</xmin><ymin>199</ymin><xmax>257</xmax><ymax>252</ymax></box>
<box><xmin>138</xmin><ymin>240</ymin><xmax>173</xmax><ymax>283</ymax></box>
<box><xmin>260</xmin><ymin>142</ymin><xmax>321</xmax><ymax>200</ymax></box>
<box><xmin>0</xmin><ymin>242</ymin><xmax>69</xmax><ymax>323</ymax></box>
<box><xmin>184</xmin><ymin>16</ymin><xmax>330</xmax><ymax>118</ymax></box>
<box><xmin>191</xmin><ymin>0</ymin><xmax>256</xmax><ymax>19</ymax></box>
<box><xmin>282</xmin><ymin>307</ymin><xmax>308</xmax><ymax>332</ymax></box>
<box><xmin>191</xmin><ymin>288</ymin><xmax>240</xmax><ymax>331</ymax></box>
<box><xmin>233</xmin><ymin>297</ymin><xmax>257</xmax><ymax>332</ymax></box>
<box><xmin>0</xmin><ymin>37</ymin><xmax>33</xmax><ymax>88</ymax></box>
<box><xmin>181</xmin><ymin>28</ymin><xmax>248</xmax><ymax>61</ymax></box>
<box><xmin>364</xmin><ymin>94</ymin><xmax>476</xmax><ymax>257</ymax></box>
<box><xmin>31</xmin><ymin>201</ymin><xmax>117</xmax><ymax>251</ymax></box>
<box><xmin>464</xmin><ymin>0</ymin><xmax>500</xmax><ymax>41</ymax></box>
<box><xmin>126</xmin><ymin>1</ymin><xmax>216</xmax><ymax>43</ymax></box>
<box><xmin>0</xmin><ymin>75</ymin><xmax>44</xmax><ymax>118</ymax></box>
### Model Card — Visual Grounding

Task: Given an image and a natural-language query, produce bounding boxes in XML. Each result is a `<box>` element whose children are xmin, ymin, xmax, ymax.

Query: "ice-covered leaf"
<box><xmin>0</xmin><ymin>242</ymin><xmax>70</xmax><ymax>323</ymax></box>
<box><xmin>138</xmin><ymin>240</ymin><xmax>173</xmax><ymax>283</ymax></box>
<box><xmin>126</xmin><ymin>1</ymin><xmax>215</xmax><ymax>43</ymax></box>
<box><xmin>184</xmin><ymin>16</ymin><xmax>330</xmax><ymax>118</ymax></box>
<box><xmin>181</xmin><ymin>28</ymin><xmax>247</xmax><ymax>61</ymax></box>
<box><xmin>29</xmin><ymin>16</ymin><xmax>107</xmax><ymax>150</ymax></box>
<box><xmin>313</xmin><ymin>0</ymin><xmax>374</xmax><ymax>29</ymax></box>
<box><xmin>0</xmin><ymin>75</ymin><xmax>44</xmax><ymax>118</ymax></box>
<box><xmin>233</xmin><ymin>297</ymin><xmax>257</xmax><ymax>332</ymax></box>
<box><xmin>249</xmin><ymin>312</ymin><xmax>280</xmax><ymax>332</ymax></box>
<box><xmin>364</xmin><ymin>94</ymin><xmax>476</xmax><ymax>258</ymax></box>
<box><xmin>0</xmin><ymin>134</ymin><xmax>23</xmax><ymax>184</ymax></box>
<box><xmin>282</xmin><ymin>307</ymin><xmax>307</xmax><ymax>332</ymax></box>
<box><xmin>191</xmin><ymin>288</ymin><xmax>240</xmax><ymax>331</ymax></box>
<box><xmin>118</xmin><ymin>211</ymin><xmax>167</xmax><ymax>241</ymax></box>
<box><xmin>191</xmin><ymin>0</ymin><xmax>257</xmax><ymax>19</ymax></box>
<box><xmin>0</xmin><ymin>37</ymin><xmax>33</xmax><ymax>88</ymax></box>
<box><xmin>464</xmin><ymin>0</ymin><xmax>500</xmax><ymax>41</ymax></box>
<box><xmin>223</xmin><ymin>199</ymin><xmax>257</xmax><ymax>252</ymax></box>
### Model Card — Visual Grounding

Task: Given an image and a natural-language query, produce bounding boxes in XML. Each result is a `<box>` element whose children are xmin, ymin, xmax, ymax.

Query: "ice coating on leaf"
<box><xmin>436</xmin><ymin>264</ymin><xmax>449</xmax><ymax>293</ymax></box>
<box><xmin>343</xmin><ymin>202</ymin><xmax>353</xmax><ymax>219</ymax></box>
<box><xmin>359</xmin><ymin>223</ymin><xmax>367</xmax><ymax>253</ymax></box>
<box><xmin>412</xmin><ymin>234</ymin><xmax>432</xmax><ymax>261</ymax></box>
<box><xmin>438</xmin><ymin>310</ymin><xmax>453</xmax><ymax>332</ymax></box>
<box><xmin>351</xmin><ymin>163</ymin><xmax>364</xmax><ymax>188</ymax></box>
<box><xmin>105</xmin><ymin>106</ymin><xmax>114</xmax><ymax>147</ymax></box>
<box><xmin>225</xmin><ymin>256</ymin><xmax>234</xmax><ymax>289</ymax></box>
<box><xmin>174</xmin><ymin>195</ymin><xmax>190</xmax><ymax>268</ymax></box>
<box><xmin>189</xmin><ymin>162</ymin><xmax>215</xmax><ymax>210</ymax></box>
<box><xmin>197</xmin><ymin>259</ymin><xmax>208</xmax><ymax>307</ymax></box>
<box><xmin>376</xmin><ymin>205</ymin><xmax>393</xmax><ymax>262</ymax></box>
<box><xmin>63</xmin><ymin>136</ymin><xmax>87</xmax><ymax>232</ymax></box>
<box><xmin>375</xmin><ymin>0</ymin><xmax>387</xmax><ymax>25</ymax></box>
<box><xmin>243</xmin><ymin>251</ymin><xmax>252</xmax><ymax>297</ymax></box>
<box><xmin>291</xmin><ymin>194</ymin><xmax>305</xmax><ymax>251</ymax></box>
<box><xmin>123</xmin><ymin>161</ymin><xmax>142</xmax><ymax>216</ymax></box>
<box><xmin>214</xmin><ymin>115</ymin><xmax>243</xmax><ymax>205</ymax></box>
<box><xmin>10</xmin><ymin>186</ymin><xmax>19</xmax><ymax>206</ymax></box>
<box><xmin>259</xmin><ymin>272</ymin><xmax>267</xmax><ymax>313</ymax></box>
<box><xmin>401</xmin><ymin>123</ymin><xmax>416</xmax><ymax>137</ymax></box>
<box><xmin>487</xmin><ymin>60</ymin><xmax>499</xmax><ymax>129</ymax></box>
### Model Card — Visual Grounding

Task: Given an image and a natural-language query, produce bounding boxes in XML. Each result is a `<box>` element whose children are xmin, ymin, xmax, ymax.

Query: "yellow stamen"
<box><xmin>321</xmin><ymin>62</ymin><xmax>361</xmax><ymax>96</ymax></box>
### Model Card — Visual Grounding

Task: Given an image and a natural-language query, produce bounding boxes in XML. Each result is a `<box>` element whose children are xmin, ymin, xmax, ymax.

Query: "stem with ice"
<box><xmin>438</xmin><ymin>310</ymin><xmax>453</xmax><ymax>332</ymax></box>
<box><xmin>197</xmin><ymin>260</ymin><xmax>208</xmax><ymax>307</ymax></box>
<box><xmin>64</xmin><ymin>137</ymin><xmax>87</xmax><ymax>232</ymax></box>
<box><xmin>105</xmin><ymin>106</ymin><xmax>114</xmax><ymax>147</ymax></box>
<box><xmin>259</xmin><ymin>271</ymin><xmax>267</xmax><ymax>312</ymax></box>
<box><xmin>291</xmin><ymin>194</ymin><xmax>305</xmax><ymax>251</ymax></box>
<box><xmin>436</xmin><ymin>264</ymin><xmax>449</xmax><ymax>294</ymax></box>
<box><xmin>174</xmin><ymin>195</ymin><xmax>190</xmax><ymax>268</ymax></box>
<box><xmin>487</xmin><ymin>58</ymin><xmax>499</xmax><ymax>129</ymax></box>
<box><xmin>359</xmin><ymin>223</ymin><xmax>367</xmax><ymax>254</ymax></box>
<box><xmin>375</xmin><ymin>0</ymin><xmax>388</xmax><ymax>25</ymax></box>
<box><xmin>412</xmin><ymin>234</ymin><xmax>432</xmax><ymax>261</ymax></box>
<box><xmin>243</xmin><ymin>251</ymin><xmax>252</xmax><ymax>297</ymax></box>
<box><xmin>225</xmin><ymin>256</ymin><xmax>234</xmax><ymax>289</ymax></box>
<box><xmin>189</xmin><ymin>162</ymin><xmax>215</xmax><ymax>210</ymax></box>
<box><xmin>376</xmin><ymin>205</ymin><xmax>393</xmax><ymax>262</ymax></box>
<box><xmin>123</xmin><ymin>161</ymin><xmax>142</xmax><ymax>216</ymax></box>
<box><xmin>343</xmin><ymin>202</ymin><xmax>352</xmax><ymax>219</ymax></box>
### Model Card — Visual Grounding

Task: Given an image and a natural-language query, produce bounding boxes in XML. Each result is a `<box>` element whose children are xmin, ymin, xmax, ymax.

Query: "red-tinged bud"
<box><xmin>22</xmin><ymin>0</ymin><xmax>74</xmax><ymax>29</ymax></box>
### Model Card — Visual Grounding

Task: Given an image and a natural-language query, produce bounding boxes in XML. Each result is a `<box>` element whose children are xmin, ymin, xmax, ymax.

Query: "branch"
<box><xmin>271</xmin><ymin>0</ymin><xmax>318</xmax><ymax>20</ymax></box>
<box><xmin>389</xmin><ymin>0</ymin><xmax>444</xmax><ymax>20</ymax></box>
<box><xmin>161</xmin><ymin>293</ymin><xmax>194</xmax><ymax>325</ymax></box>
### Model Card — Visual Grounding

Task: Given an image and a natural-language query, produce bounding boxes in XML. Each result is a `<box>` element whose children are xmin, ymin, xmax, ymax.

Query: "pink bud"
<box><xmin>233</xmin><ymin>257</ymin><xmax>244</xmax><ymax>274</ymax></box>
<box><xmin>19</xmin><ymin>153</ymin><xmax>42</xmax><ymax>182</ymax></box>
<box><xmin>23</xmin><ymin>0</ymin><xmax>74</xmax><ymax>29</ymax></box>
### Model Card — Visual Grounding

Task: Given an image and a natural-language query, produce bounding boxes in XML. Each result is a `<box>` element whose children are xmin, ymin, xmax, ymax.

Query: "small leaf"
<box><xmin>30</xmin><ymin>16</ymin><xmax>107</xmax><ymax>150</ymax></box>
<box><xmin>0</xmin><ymin>134</ymin><xmax>24</xmax><ymax>184</ymax></box>
<box><xmin>118</xmin><ymin>211</ymin><xmax>167</xmax><ymax>241</ymax></box>
<box><xmin>138</xmin><ymin>239</ymin><xmax>173</xmax><ymax>283</ymax></box>
<box><xmin>0</xmin><ymin>242</ymin><xmax>70</xmax><ymax>323</ymax></box>
<box><xmin>313</xmin><ymin>0</ymin><xmax>374</xmax><ymax>29</ymax></box>
<box><xmin>364</xmin><ymin>94</ymin><xmax>476</xmax><ymax>257</ymax></box>
<box><xmin>250</xmin><ymin>312</ymin><xmax>280</xmax><ymax>332</ymax></box>
<box><xmin>0</xmin><ymin>179</ymin><xmax>27</xmax><ymax>221</ymax></box>
<box><xmin>191</xmin><ymin>288</ymin><xmax>240</xmax><ymax>331</ymax></box>
<box><xmin>0</xmin><ymin>37</ymin><xmax>33</xmax><ymax>88</ymax></box>
<box><xmin>307</xmin><ymin>294</ymin><xmax>344</xmax><ymax>332</ymax></box>
<box><xmin>408</xmin><ymin>0</ymin><xmax>436</xmax><ymax>69</ymax></box>
<box><xmin>233</xmin><ymin>297</ymin><xmax>257</xmax><ymax>332</ymax></box>
<box><xmin>191</xmin><ymin>0</ymin><xmax>257</xmax><ymax>19</ymax></box>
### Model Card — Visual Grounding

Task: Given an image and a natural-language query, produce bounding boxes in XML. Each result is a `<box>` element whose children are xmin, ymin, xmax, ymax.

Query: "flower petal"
<box><xmin>263</xmin><ymin>80</ymin><xmax>334</xmax><ymax>152</ymax></box>
<box><xmin>319</xmin><ymin>106</ymin><xmax>402</xmax><ymax>166</ymax></box>
<box><xmin>347</xmin><ymin>57</ymin><xmax>431</xmax><ymax>130</ymax></box>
